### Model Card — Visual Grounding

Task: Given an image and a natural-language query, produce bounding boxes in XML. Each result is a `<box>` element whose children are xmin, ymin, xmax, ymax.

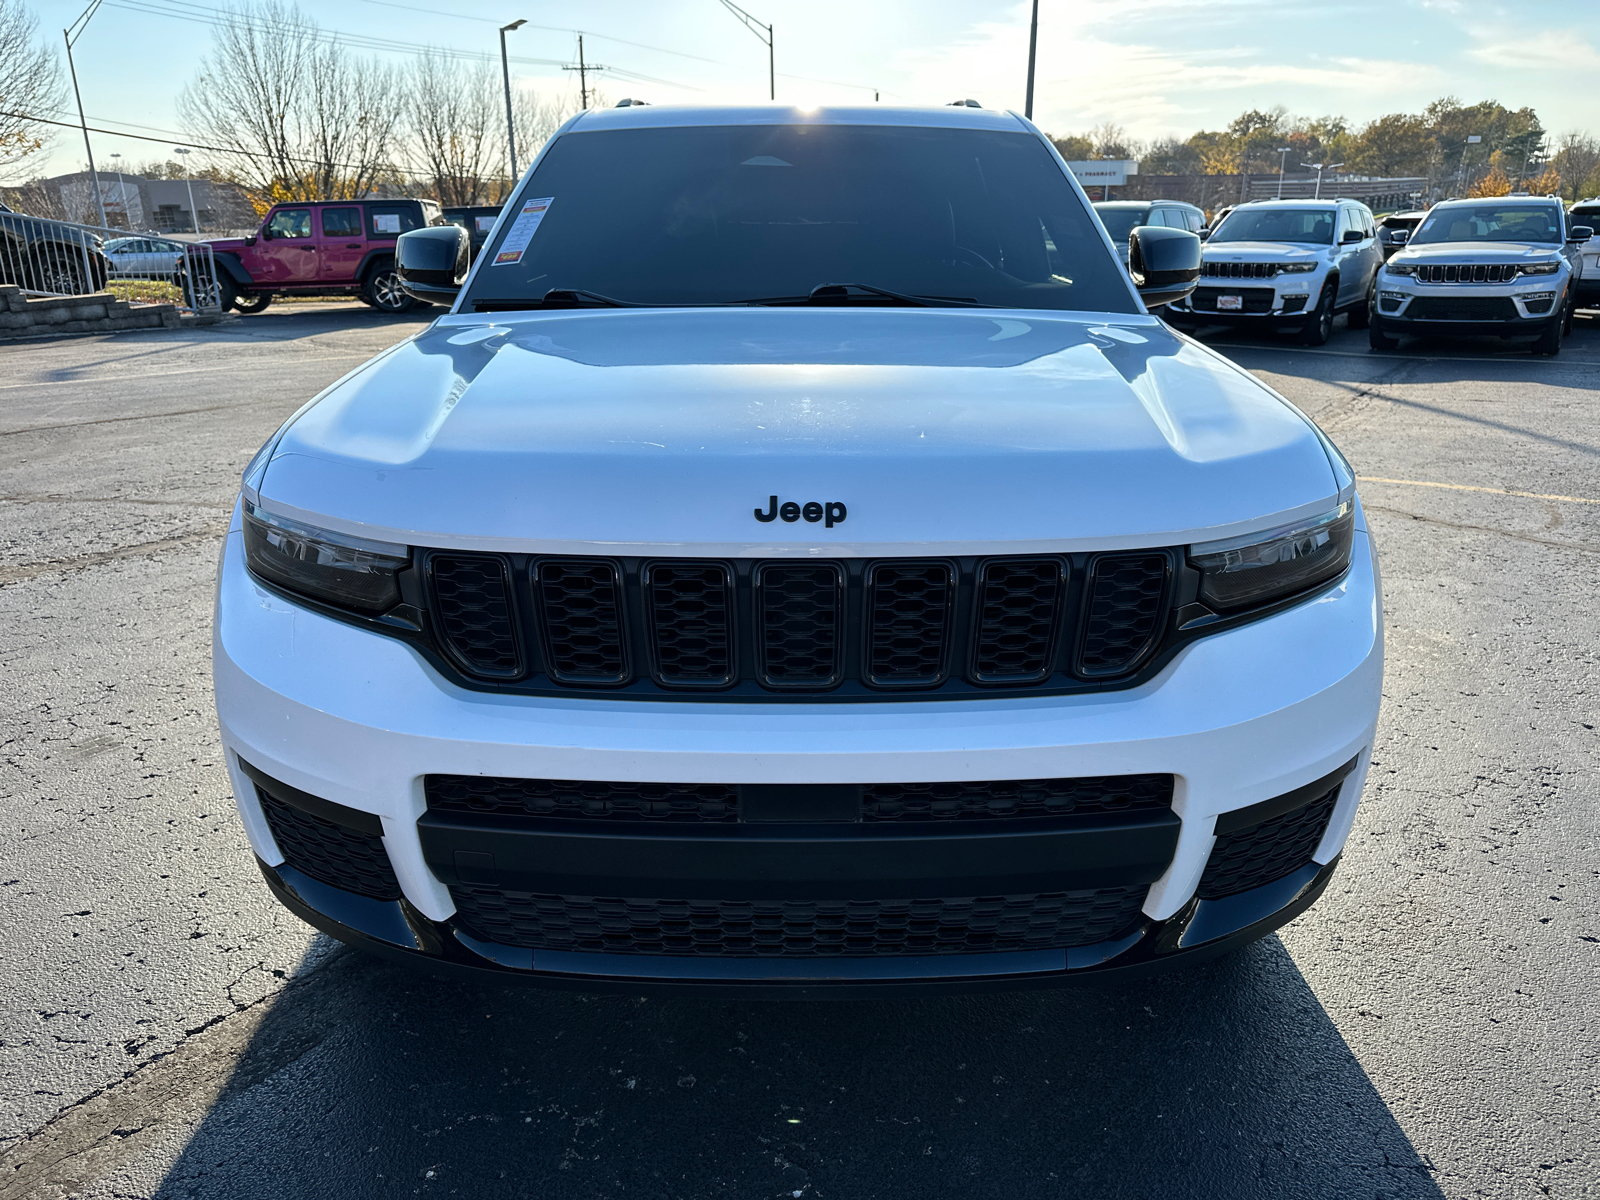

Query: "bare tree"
<box><xmin>499</xmin><ymin>87</ymin><xmax>587</xmax><ymax>198</ymax></box>
<box><xmin>178</xmin><ymin>1</ymin><xmax>400</xmax><ymax>201</ymax></box>
<box><xmin>407</xmin><ymin>51</ymin><xmax>499</xmax><ymax>206</ymax></box>
<box><xmin>0</xmin><ymin>0</ymin><xmax>64</xmax><ymax>182</ymax></box>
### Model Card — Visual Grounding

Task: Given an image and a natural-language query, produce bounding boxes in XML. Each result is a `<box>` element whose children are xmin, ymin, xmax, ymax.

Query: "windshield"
<box><xmin>1209</xmin><ymin>207</ymin><xmax>1334</xmax><ymax>245</ymax></box>
<box><xmin>1409</xmin><ymin>204</ymin><xmax>1563</xmax><ymax>245</ymax></box>
<box><xmin>1094</xmin><ymin>206</ymin><xmax>1150</xmax><ymax>245</ymax></box>
<box><xmin>1568</xmin><ymin>205</ymin><xmax>1600</xmax><ymax>225</ymax></box>
<box><xmin>465</xmin><ymin>124</ymin><xmax>1136</xmax><ymax>311</ymax></box>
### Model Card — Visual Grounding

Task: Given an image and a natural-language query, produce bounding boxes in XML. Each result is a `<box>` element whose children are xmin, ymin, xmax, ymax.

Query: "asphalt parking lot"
<box><xmin>2</xmin><ymin>302</ymin><xmax>1598</xmax><ymax>1199</ymax></box>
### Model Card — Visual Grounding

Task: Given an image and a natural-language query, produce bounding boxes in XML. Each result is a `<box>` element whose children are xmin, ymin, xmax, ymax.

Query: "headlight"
<box><xmin>1278</xmin><ymin>262</ymin><xmax>1317</xmax><ymax>273</ymax></box>
<box><xmin>1519</xmin><ymin>261</ymin><xmax>1560</xmax><ymax>276</ymax></box>
<box><xmin>1385</xmin><ymin>263</ymin><xmax>1418</xmax><ymax>276</ymax></box>
<box><xmin>243</xmin><ymin>500</ymin><xmax>408</xmax><ymax>612</ymax></box>
<box><xmin>1190</xmin><ymin>502</ymin><xmax>1355</xmax><ymax>611</ymax></box>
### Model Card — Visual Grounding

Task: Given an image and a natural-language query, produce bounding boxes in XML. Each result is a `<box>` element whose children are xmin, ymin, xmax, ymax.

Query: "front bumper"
<box><xmin>213</xmin><ymin>509</ymin><xmax>1383</xmax><ymax>991</ymax></box>
<box><xmin>1167</xmin><ymin>274</ymin><xmax>1319</xmax><ymax>322</ymax></box>
<box><xmin>1374</xmin><ymin>278</ymin><xmax>1565</xmax><ymax>334</ymax></box>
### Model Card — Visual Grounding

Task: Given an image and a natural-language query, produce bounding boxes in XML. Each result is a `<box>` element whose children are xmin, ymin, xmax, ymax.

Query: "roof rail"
<box><xmin>615</xmin><ymin>97</ymin><xmax>649</xmax><ymax>107</ymax></box>
<box><xmin>947</xmin><ymin>99</ymin><xmax>983</xmax><ymax>108</ymax></box>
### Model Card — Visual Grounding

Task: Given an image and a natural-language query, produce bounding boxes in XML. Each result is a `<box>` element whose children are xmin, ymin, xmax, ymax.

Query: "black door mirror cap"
<box><xmin>1569</xmin><ymin>225</ymin><xmax>1593</xmax><ymax>243</ymax></box>
<box><xmin>1128</xmin><ymin>225</ymin><xmax>1201</xmax><ymax>308</ymax></box>
<box><xmin>396</xmin><ymin>224</ymin><xmax>471</xmax><ymax>301</ymax></box>
<box><xmin>1341</xmin><ymin>229</ymin><xmax>1364</xmax><ymax>244</ymax></box>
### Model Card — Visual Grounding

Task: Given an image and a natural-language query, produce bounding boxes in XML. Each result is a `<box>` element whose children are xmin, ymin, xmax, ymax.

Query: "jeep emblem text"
<box><xmin>754</xmin><ymin>496</ymin><xmax>847</xmax><ymax>528</ymax></box>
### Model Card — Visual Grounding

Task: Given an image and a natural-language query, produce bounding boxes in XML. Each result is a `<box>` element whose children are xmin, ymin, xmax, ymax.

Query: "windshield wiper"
<box><xmin>745</xmin><ymin>282</ymin><xmax>995</xmax><ymax>308</ymax></box>
<box><xmin>473</xmin><ymin>288</ymin><xmax>642</xmax><ymax>312</ymax></box>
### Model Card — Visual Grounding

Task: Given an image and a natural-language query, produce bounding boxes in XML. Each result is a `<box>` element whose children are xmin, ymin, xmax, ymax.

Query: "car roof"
<box><xmin>566</xmin><ymin>103</ymin><xmax>1027</xmax><ymax>133</ymax></box>
<box><xmin>1432</xmin><ymin>195</ymin><xmax>1561</xmax><ymax>208</ymax></box>
<box><xmin>1238</xmin><ymin>199</ymin><xmax>1340</xmax><ymax>209</ymax></box>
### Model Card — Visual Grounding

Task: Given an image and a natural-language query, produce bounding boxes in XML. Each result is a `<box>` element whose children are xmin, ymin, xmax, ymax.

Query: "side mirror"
<box><xmin>1198</xmin><ymin>227</ymin><xmax>1211</xmax><ymax>241</ymax></box>
<box><xmin>1390</xmin><ymin>230</ymin><xmax>1409</xmax><ymax>246</ymax></box>
<box><xmin>1569</xmin><ymin>225</ymin><xmax>1593</xmax><ymax>243</ymax></box>
<box><xmin>397</xmin><ymin>224</ymin><xmax>470</xmax><ymax>303</ymax></box>
<box><xmin>244</xmin><ymin>234</ymin><xmax>257</xmax><ymax>246</ymax></box>
<box><xmin>1341</xmin><ymin>229</ymin><xmax>1364</xmax><ymax>244</ymax></box>
<box><xmin>1127</xmin><ymin>225</ymin><xmax>1200</xmax><ymax>308</ymax></box>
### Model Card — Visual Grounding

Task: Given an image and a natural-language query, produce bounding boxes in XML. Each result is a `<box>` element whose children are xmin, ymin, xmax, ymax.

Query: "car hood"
<box><xmin>254</xmin><ymin>308</ymin><xmax>1340</xmax><ymax>556</ymax></box>
<box><xmin>1391</xmin><ymin>241</ymin><xmax>1562</xmax><ymax>264</ymax></box>
<box><xmin>204</xmin><ymin>235</ymin><xmax>249</xmax><ymax>251</ymax></box>
<box><xmin>1202</xmin><ymin>242</ymin><xmax>1325</xmax><ymax>260</ymax></box>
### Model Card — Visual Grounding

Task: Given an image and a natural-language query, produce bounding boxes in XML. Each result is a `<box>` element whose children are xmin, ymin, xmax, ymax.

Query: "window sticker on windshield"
<box><xmin>373</xmin><ymin>212</ymin><xmax>402</xmax><ymax>234</ymax></box>
<box><xmin>476</xmin><ymin>215</ymin><xmax>496</xmax><ymax>233</ymax></box>
<box><xmin>493</xmin><ymin>197</ymin><xmax>554</xmax><ymax>265</ymax></box>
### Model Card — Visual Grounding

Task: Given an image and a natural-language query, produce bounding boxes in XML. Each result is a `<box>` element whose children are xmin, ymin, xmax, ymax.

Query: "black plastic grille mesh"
<box><xmin>862</xmin><ymin>775</ymin><xmax>1173</xmax><ymax>822</ymax></box>
<box><xmin>1077</xmin><ymin>554</ymin><xmax>1168</xmax><ymax>677</ymax></box>
<box><xmin>1197</xmin><ymin>787</ymin><xmax>1339</xmax><ymax>900</ymax></box>
<box><xmin>449</xmin><ymin>887</ymin><xmax>1148</xmax><ymax>956</ymax></box>
<box><xmin>757</xmin><ymin>565</ymin><xmax>842</xmax><ymax>686</ymax></box>
<box><xmin>866</xmin><ymin>562</ymin><xmax>952</xmax><ymax>685</ymax></box>
<box><xmin>972</xmin><ymin>559</ymin><xmax>1063</xmax><ymax>682</ymax></box>
<box><xmin>430</xmin><ymin>555</ymin><xmax>520</xmax><ymax>677</ymax></box>
<box><xmin>1201</xmin><ymin>262</ymin><xmax>1278</xmax><ymax>279</ymax></box>
<box><xmin>426</xmin><ymin>776</ymin><xmax>739</xmax><ymax>822</ymax></box>
<box><xmin>1192</xmin><ymin>287</ymin><xmax>1276</xmax><ymax>313</ymax></box>
<box><xmin>1407</xmin><ymin>297</ymin><xmax>1519</xmax><ymax>321</ymax></box>
<box><xmin>256</xmin><ymin>787</ymin><xmax>400</xmax><ymax>900</ymax></box>
<box><xmin>645</xmin><ymin>562</ymin><xmax>734</xmax><ymax>685</ymax></box>
<box><xmin>536</xmin><ymin>559</ymin><xmax>627</xmax><ymax>682</ymax></box>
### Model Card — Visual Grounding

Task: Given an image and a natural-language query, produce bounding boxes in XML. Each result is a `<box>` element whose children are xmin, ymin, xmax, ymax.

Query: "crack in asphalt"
<box><xmin>0</xmin><ymin>525</ymin><xmax>227</xmax><ymax>586</ymax></box>
<box><xmin>1364</xmin><ymin>503</ymin><xmax>1600</xmax><ymax>555</ymax></box>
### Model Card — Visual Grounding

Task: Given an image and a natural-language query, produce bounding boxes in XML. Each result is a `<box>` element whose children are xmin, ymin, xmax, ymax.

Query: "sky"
<box><xmin>24</xmin><ymin>0</ymin><xmax>1600</xmax><ymax>180</ymax></box>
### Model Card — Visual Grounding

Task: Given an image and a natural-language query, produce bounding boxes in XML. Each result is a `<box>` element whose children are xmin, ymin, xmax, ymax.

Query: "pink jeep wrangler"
<box><xmin>206</xmin><ymin>198</ymin><xmax>443</xmax><ymax>314</ymax></box>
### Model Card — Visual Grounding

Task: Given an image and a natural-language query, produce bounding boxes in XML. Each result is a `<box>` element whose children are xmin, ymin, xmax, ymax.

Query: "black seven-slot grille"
<box><xmin>425</xmin><ymin>773</ymin><xmax>1174</xmax><ymax>824</ymax></box>
<box><xmin>1412</xmin><ymin>263</ymin><xmax>1521</xmax><ymax>284</ymax></box>
<box><xmin>1201</xmin><ymin>261</ymin><xmax>1279</xmax><ymax>279</ymax></box>
<box><xmin>423</xmin><ymin>553</ymin><xmax>1174</xmax><ymax>698</ymax></box>
<box><xmin>448</xmin><ymin>887</ymin><xmax>1149</xmax><ymax>957</ymax></box>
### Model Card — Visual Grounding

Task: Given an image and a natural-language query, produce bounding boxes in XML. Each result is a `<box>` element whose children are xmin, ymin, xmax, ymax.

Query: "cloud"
<box><xmin>1465</xmin><ymin>29</ymin><xmax>1600</xmax><ymax>71</ymax></box>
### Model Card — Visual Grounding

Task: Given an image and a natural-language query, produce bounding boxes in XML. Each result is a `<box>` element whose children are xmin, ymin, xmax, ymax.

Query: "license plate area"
<box><xmin>1217</xmin><ymin>294</ymin><xmax>1243</xmax><ymax>311</ymax></box>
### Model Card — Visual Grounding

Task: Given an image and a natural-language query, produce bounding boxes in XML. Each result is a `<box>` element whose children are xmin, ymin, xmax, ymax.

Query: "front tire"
<box><xmin>363</xmin><ymin>264</ymin><xmax>416</xmax><ymax>313</ymax></box>
<box><xmin>1532</xmin><ymin>315</ymin><xmax>1562</xmax><ymax>356</ymax></box>
<box><xmin>233</xmin><ymin>291</ymin><xmax>272</xmax><ymax>314</ymax></box>
<box><xmin>1301</xmin><ymin>283</ymin><xmax>1335</xmax><ymax>345</ymax></box>
<box><xmin>1347</xmin><ymin>281</ymin><xmax>1373</xmax><ymax>330</ymax></box>
<box><xmin>1368</xmin><ymin>317</ymin><xmax>1399</xmax><ymax>352</ymax></box>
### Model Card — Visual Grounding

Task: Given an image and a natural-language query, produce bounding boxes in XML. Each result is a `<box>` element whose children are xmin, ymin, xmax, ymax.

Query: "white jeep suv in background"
<box><xmin>1167</xmin><ymin>198</ymin><xmax>1383</xmax><ymax>345</ymax></box>
<box><xmin>1371</xmin><ymin>196</ymin><xmax>1588</xmax><ymax>355</ymax></box>
<box><xmin>213</xmin><ymin>104</ymin><xmax>1382</xmax><ymax>993</ymax></box>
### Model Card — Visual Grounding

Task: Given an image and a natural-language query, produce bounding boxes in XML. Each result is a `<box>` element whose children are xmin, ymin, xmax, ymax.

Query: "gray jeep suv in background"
<box><xmin>1093</xmin><ymin>199</ymin><xmax>1207</xmax><ymax>266</ymax></box>
<box><xmin>1371</xmin><ymin>196</ymin><xmax>1589</xmax><ymax>355</ymax></box>
<box><xmin>1165</xmin><ymin>199</ymin><xmax>1382</xmax><ymax>345</ymax></box>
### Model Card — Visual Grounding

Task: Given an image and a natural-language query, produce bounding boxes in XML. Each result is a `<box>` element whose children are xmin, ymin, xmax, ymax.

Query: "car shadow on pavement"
<box><xmin>151</xmin><ymin>933</ymin><xmax>1447</xmax><ymax>1200</ymax></box>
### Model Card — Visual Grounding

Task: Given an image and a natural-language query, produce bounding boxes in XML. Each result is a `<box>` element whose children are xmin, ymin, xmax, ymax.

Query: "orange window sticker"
<box><xmin>493</xmin><ymin>197</ymin><xmax>554</xmax><ymax>266</ymax></box>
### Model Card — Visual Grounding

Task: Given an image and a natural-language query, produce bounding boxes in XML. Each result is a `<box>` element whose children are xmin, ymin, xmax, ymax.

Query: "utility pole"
<box><xmin>1275</xmin><ymin>147</ymin><xmax>1291</xmax><ymax>198</ymax></box>
<box><xmin>64</xmin><ymin>0</ymin><xmax>108</xmax><ymax>227</ymax></box>
<box><xmin>500</xmin><ymin>19</ymin><xmax>525</xmax><ymax>180</ymax></box>
<box><xmin>718</xmin><ymin>0</ymin><xmax>774</xmax><ymax>101</ymax></box>
<box><xmin>563</xmin><ymin>35</ymin><xmax>606</xmax><ymax>109</ymax></box>
<box><xmin>1458</xmin><ymin>134</ymin><xmax>1480</xmax><ymax>194</ymax></box>
<box><xmin>173</xmin><ymin>147</ymin><xmax>199</xmax><ymax>234</ymax></box>
<box><xmin>1024</xmin><ymin>0</ymin><xmax>1038</xmax><ymax>120</ymax></box>
<box><xmin>109</xmin><ymin>151</ymin><xmax>128</xmax><ymax>228</ymax></box>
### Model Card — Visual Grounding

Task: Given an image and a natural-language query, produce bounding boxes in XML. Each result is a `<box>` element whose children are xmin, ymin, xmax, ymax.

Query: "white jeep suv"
<box><xmin>1167</xmin><ymin>199</ymin><xmax>1383</xmax><ymax>345</ymax></box>
<box><xmin>213</xmin><ymin>104</ymin><xmax>1383</xmax><ymax>992</ymax></box>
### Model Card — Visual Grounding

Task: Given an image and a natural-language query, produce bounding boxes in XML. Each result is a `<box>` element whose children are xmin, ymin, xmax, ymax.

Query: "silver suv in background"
<box><xmin>1569</xmin><ymin>199</ymin><xmax>1600</xmax><ymax>307</ymax></box>
<box><xmin>1093</xmin><ymin>200</ymin><xmax>1206</xmax><ymax>266</ymax></box>
<box><xmin>1371</xmin><ymin>196</ymin><xmax>1589</xmax><ymax>355</ymax></box>
<box><xmin>1166</xmin><ymin>199</ymin><xmax>1382</xmax><ymax>345</ymax></box>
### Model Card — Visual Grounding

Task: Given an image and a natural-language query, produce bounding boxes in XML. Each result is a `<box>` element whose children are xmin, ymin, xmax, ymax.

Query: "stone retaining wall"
<box><xmin>0</xmin><ymin>285</ymin><xmax>228</xmax><ymax>339</ymax></box>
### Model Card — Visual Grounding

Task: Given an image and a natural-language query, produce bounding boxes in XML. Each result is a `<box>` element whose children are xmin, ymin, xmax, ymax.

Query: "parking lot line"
<box><xmin>1357</xmin><ymin>476</ymin><xmax>1600</xmax><ymax>505</ymax></box>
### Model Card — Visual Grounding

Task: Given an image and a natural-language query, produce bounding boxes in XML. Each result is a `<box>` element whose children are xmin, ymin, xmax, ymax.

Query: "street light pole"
<box><xmin>64</xmin><ymin>0</ymin><xmax>108</xmax><ymax>227</ymax></box>
<box><xmin>499</xmin><ymin>19</ymin><xmax>525</xmax><ymax>182</ymax></box>
<box><xmin>173</xmin><ymin>147</ymin><xmax>198</xmax><ymax>234</ymax></box>
<box><xmin>1275</xmin><ymin>147</ymin><xmax>1291</xmax><ymax>198</ymax></box>
<box><xmin>718</xmin><ymin>0</ymin><xmax>774</xmax><ymax>101</ymax></box>
<box><xmin>1024</xmin><ymin>0</ymin><xmax>1038</xmax><ymax>120</ymax></box>
<box><xmin>109</xmin><ymin>152</ymin><xmax>127</xmax><ymax>228</ymax></box>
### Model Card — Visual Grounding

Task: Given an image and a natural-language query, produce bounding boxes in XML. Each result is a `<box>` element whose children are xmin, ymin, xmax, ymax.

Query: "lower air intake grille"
<box><xmin>1406</xmin><ymin>297</ymin><xmax>1518</xmax><ymax>321</ymax></box>
<box><xmin>429</xmin><ymin>554</ymin><xmax>521</xmax><ymax>678</ymax></box>
<box><xmin>1192</xmin><ymin>286</ymin><xmax>1276</xmax><ymax>313</ymax></box>
<box><xmin>644</xmin><ymin>562</ymin><xmax>734</xmax><ymax>686</ymax></box>
<box><xmin>536</xmin><ymin>559</ymin><xmax>628</xmax><ymax>683</ymax></box>
<box><xmin>756</xmin><ymin>564</ymin><xmax>843</xmax><ymax>688</ymax></box>
<box><xmin>971</xmin><ymin>558</ymin><xmax>1063</xmax><ymax>683</ymax></box>
<box><xmin>426</xmin><ymin>776</ymin><xmax>739</xmax><ymax>822</ymax></box>
<box><xmin>862</xmin><ymin>775</ymin><xmax>1173</xmax><ymax>822</ymax></box>
<box><xmin>1197</xmin><ymin>787</ymin><xmax>1339</xmax><ymax>899</ymax></box>
<box><xmin>449</xmin><ymin>887</ymin><xmax>1148</xmax><ymax>956</ymax></box>
<box><xmin>1076</xmin><ymin>553</ymin><xmax>1169</xmax><ymax>677</ymax></box>
<box><xmin>256</xmin><ymin>787</ymin><xmax>400</xmax><ymax>900</ymax></box>
<box><xmin>865</xmin><ymin>561</ymin><xmax>953</xmax><ymax>686</ymax></box>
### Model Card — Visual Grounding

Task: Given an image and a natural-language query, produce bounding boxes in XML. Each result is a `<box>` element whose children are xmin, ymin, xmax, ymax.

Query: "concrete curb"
<box><xmin>0</xmin><ymin>284</ymin><xmax>236</xmax><ymax>340</ymax></box>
